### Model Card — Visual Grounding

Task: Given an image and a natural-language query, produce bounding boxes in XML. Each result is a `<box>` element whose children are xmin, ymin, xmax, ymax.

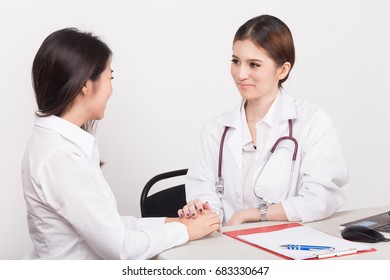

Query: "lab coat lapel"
<box><xmin>262</xmin><ymin>92</ymin><xmax>298</xmax><ymax>157</ymax></box>
<box><xmin>222</xmin><ymin>100</ymin><xmax>243</xmax><ymax>177</ymax></box>
<box><xmin>226</xmin><ymin>125</ymin><xmax>242</xmax><ymax>177</ymax></box>
<box><xmin>219</xmin><ymin>94</ymin><xmax>297</xmax><ymax>179</ymax></box>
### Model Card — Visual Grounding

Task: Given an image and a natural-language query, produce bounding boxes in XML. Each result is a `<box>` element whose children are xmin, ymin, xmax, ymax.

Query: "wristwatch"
<box><xmin>258</xmin><ymin>201</ymin><xmax>269</xmax><ymax>222</ymax></box>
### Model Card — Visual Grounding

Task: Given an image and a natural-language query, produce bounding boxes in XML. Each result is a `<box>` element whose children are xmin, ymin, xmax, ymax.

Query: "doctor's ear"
<box><xmin>278</xmin><ymin>62</ymin><xmax>291</xmax><ymax>81</ymax></box>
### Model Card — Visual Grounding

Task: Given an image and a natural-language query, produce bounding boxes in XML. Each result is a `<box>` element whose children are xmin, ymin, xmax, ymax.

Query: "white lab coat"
<box><xmin>186</xmin><ymin>92</ymin><xmax>349</xmax><ymax>225</ymax></box>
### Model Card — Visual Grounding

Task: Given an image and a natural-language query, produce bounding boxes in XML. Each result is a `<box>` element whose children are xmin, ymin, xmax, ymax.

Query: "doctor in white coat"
<box><xmin>179</xmin><ymin>15</ymin><xmax>349</xmax><ymax>226</ymax></box>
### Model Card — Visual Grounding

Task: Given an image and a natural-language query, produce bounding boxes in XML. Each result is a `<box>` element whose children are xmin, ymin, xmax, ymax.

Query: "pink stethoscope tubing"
<box><xmin>215</xmin><ymin>119</ymin><xmax>298</xmax><ymax>197</ymax></box>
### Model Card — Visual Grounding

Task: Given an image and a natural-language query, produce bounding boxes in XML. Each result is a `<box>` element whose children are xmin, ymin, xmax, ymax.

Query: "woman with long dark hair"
<box><xmin>22</xmin><ymin>28</ymin><xmax>220</xmax><ymax>259</ymax></box>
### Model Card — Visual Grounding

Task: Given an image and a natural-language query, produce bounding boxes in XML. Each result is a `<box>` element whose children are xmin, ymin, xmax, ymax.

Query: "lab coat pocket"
<box><xmin>253</xmin><ymin>145</ymin><xmax>293</xmax><ymax>203</ymax></box>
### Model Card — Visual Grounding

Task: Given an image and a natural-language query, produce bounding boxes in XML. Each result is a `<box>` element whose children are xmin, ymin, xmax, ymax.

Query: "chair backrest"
<box><xmin>140</xmin><ymin>169</ymin><xmax>188</xmax><ymax>218</ymax></box>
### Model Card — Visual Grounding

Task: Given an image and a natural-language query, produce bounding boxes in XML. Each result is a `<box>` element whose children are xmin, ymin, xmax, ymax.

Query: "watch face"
<box><xmin>258</xmin><ymin>201</ymin><xmax>268</xmax><ymax>221</ymax></box>
<box><xmin>259</xmin><ymin>202</ymin><xmax>268</xmax><ymax>212</ymax></box>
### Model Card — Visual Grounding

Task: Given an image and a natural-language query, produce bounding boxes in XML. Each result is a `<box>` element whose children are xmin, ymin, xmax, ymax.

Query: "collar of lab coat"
<box><xmin>34</xmin><ymin>115</ymin><xmax>96</xmax><ymax>159</ymax></box>
<box><xmin>222</xmin><ymin>91</ymin><xmax>298</xmax><ymax>129</ymax></box>
<box><xmin>220</xmin><ymin>91</ymin><xmax>298</xmax><ymax>176</ymax></box>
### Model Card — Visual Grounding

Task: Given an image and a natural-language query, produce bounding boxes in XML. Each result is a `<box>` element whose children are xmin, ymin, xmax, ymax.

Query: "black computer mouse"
<box><xmin>341</xmin><ymin>225</ymin><xmax>387</xmax><ymax>243</ymax></box>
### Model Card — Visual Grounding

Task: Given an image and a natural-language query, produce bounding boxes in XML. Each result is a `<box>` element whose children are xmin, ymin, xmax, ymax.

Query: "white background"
<box><xmin>0</xmin><ymin>0</ymin><xmax>389</xmax><ymax>259</ymax></box>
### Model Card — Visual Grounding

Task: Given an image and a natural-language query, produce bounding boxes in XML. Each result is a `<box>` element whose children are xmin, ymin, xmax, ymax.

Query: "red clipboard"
<box><xmin>223</xmin><ymin>223</ymin><xmax>376</xmax><ymax>260</ymax></box>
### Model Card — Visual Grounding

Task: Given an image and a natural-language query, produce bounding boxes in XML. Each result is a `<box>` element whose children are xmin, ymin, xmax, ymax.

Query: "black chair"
<box><xmin>140</xmin><ymin>169</ymin><xmax>188</xmax><ymax>218</ymax></box>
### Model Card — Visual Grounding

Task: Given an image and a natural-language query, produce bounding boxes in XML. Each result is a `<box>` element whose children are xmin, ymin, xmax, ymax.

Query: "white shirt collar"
<box><xmin>262</xmin><ymin>92</ymin><xmax>281</xmax><ymax>127</ymax></box>
<box><xmin>34</xmin><ymin>115</ymin><xmax>96</xmax><ymax>159</ymax></box>
<box><xmin>240</xmin><ymin>90</ymin><xmax>282</xmax><ymax>128</ymax></box>
<box><xmin>240</xmin><ymin>92</ymin><xmax>282</xmax><ymax>148</ymax></box>
<box><xmin>240</xmin><ymin>107</ymin><xmax>253</xmax><ymax>146</ymax></box>
<box><xmin>224</xmin><ymin>90</ymin><xmax>297</xmax><ymax>129</ymax></box>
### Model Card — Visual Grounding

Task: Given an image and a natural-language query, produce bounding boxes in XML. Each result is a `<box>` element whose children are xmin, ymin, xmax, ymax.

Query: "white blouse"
<box><xmin>241</xmin><ymin>97</ymin><xmax>279</xmax><ymax>209</ymax></box>
<box><xmin>21</xmin><ymin>115</ymin><xmax>188</xmax><ymax>259</ymax></box>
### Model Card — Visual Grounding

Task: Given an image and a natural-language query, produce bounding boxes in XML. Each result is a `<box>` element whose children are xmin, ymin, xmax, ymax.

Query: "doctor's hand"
<box><xmin>179</xmin><ymin>210</ymin><xmax>221</xmax><ymax>241</ymax></box>
<box><xmin>177</xmin><ymin>199</ymin><xmax>210</xmax><ymax>219</ymax></box>
<box><xmin>226</xmin><ymin>208</ymin><xmax>261</xmax><ymax>226</ymax></box>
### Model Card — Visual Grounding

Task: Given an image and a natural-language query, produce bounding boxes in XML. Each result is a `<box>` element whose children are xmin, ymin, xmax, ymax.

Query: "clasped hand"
<box><xmin>178</xmin><ymin>199</ymin><xmax>210</xmax><ymax>219</ymax></box>
<box><xmin>178</xmin><ymin>199</ymin><xmax>268</xmax><ymax>226</ymax></box>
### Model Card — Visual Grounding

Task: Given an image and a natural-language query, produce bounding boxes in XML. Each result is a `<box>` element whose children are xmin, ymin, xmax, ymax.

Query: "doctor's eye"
<box><xmin>249</xmin><ymin>62</ymin><xmax>261</xmax><ymax>68</ymax></box>
<box><xmin>231</xmin><ymin>59</ymin><xmax>240</xmax><ymax>65</ymax></box>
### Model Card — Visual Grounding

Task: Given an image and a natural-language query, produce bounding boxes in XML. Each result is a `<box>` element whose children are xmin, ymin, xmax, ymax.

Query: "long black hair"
<box><xmin>32</xmin><ymin>27</ymin><xmax>112</xmax><ymax>133</ymax></box>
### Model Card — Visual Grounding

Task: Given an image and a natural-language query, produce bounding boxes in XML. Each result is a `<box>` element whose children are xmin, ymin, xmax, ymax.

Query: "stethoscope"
<box><xmin>215</xmin><ymin>119</ymin><xmax>298</xmax><ymax>201</ymax></box>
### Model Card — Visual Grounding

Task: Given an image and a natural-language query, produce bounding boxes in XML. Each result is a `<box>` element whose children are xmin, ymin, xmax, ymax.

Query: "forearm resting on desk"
<box><xmin>226</xmin><ymin>203</ymin><xmax>288</xmax><ymax>226</ymax></box>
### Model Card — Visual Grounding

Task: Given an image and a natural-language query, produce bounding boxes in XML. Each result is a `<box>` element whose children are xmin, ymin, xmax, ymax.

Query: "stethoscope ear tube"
<box><xmin>218</xmin><ymin>127</ymin><xmax>230</xmax><ymax>178</ymax></box>
<box><xmin>269</xmin><ymin>119</ymin><xmax>298</xmax><ymax>161</ymax></box>
<box><xmin>215</xmin><ymin>126</ymin><xmax>230</xmax><ymax>195</ymax></box>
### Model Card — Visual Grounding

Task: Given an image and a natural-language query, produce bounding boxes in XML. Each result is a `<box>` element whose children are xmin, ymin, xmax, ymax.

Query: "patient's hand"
<box><xmin>177</xmin><ymin>199</ymin><xmax>210</xmax><ymax>219</ymax></box>
<box><xmin>179</xmin><ymin>210</ymin><xmax>220</xmax><ymax>240</ymax></box>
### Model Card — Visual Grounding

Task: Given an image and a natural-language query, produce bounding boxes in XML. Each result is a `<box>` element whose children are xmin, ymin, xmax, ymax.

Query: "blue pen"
<box><xmin>280</xmin><ymin>244</ymin><xmax>335</xmax><ymax>251</ymax></box>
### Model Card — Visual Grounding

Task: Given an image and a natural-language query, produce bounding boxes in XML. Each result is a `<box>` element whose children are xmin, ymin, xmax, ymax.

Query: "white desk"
<box><xmin>156</xmin><ymin>205</ymin><xmax>390</xmax><ymax>260</ymax></box>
